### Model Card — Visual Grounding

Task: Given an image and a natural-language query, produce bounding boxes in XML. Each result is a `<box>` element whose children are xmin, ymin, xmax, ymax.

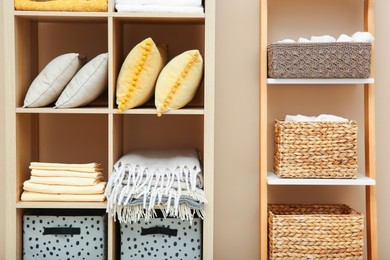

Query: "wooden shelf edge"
<box><xmin>267</xmin><ymin>172</ymin><xmax>376</xmax><ymax>186</ymax></box>
<box><xmin>267</xmin><ymin>78</ymin><xmax>375</xmax><ymax>85</ymax></box>
<box><xmin>16</xmin><ymin>201</ymin><xmax>107</xmax><ymax>209</ymax></box>
<box><xmin>16</xmin><ymin>107</ymin><xmax>110</xmax><ymax>114</ymax></box>
<box><xmin>14</xmin><ymin>11</ymin><xmax>205</xmax><ymax>21</ymax></box>
<box><xmin>114</xmin><ymin>108</ymin><xmax>205</xmax><ymax>115</ymax></box>
<box><xmin>15</xmin><ymin>107</ymin><xmax>204</xmax><ymax>115</ymax></box>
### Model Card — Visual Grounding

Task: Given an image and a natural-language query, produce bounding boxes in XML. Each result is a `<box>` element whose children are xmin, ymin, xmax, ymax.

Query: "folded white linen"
<box><xmin>30</xmin><ymin>176</ymin><xmax>104</xmax><ymax>186</ymax></box>
<box><xmin>310</xmin><ymin>35</ymin><xmax>336</xmax><ymax>43</ymax></box>
<box><xmin>285</xmin><ymin>114</ymin><xmax>349</xmax><ymax>122</ymax></box>
<box><xmin>352</xmin><ymin>31</ymin><xmax>375</xmax><ymax>43</ymax></box>
<box><xmin>298</xmin><ymin>37</ymin><xmax>310</xmax><ymax>43</ymax></box>
<box><xmin>31</xmin><ymin>169</ymin><xmax>103</xmax><ymax>178</ymax></box>
<box><xmin>314</xmin><ymin>114</ymin><xmax>349</xmax><ymax>122</ymax></box>
<box><xmin>277</xmin><ymin>39</ymin><xmax>295</xmax><ymax>43</ymax></box>
<box><xmin>23</xmin><ymin>181</ymin><xmax>106</xmax><ymax>194</ymax></box>
<box><xmin>337</xmin><ymin>34</ymin><xmax>353</xmax><ymax>42</ymax></box>
<box><xmin>21</xmin><ymin>191</ymin><xmax>106</xmax><ymax>202</ymax></box>
<box><xmin>285</xmin><ymin>114</ymin><xmax>316</xmax><ymax>122</ymax></box>
<box><xmin>115</xmin><ymin>0</ymin><xmax>202</xmax><ymax>7</ymax></box>
<box><xmin>115</xmin><ymin>4</ymin><xmax>204</xmax><ymax>13</ymax></box>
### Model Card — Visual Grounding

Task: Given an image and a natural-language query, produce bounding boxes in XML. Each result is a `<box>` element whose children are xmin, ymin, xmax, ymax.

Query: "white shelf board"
<box><xmin>267</xmin><ymin>172</ymin><xmax>376</xmax><ymax>186</ymax></box>
<box><xmin>267</xmin><ymin>78</ymin><xmax>375</xmax><ymax>85</ymax></box>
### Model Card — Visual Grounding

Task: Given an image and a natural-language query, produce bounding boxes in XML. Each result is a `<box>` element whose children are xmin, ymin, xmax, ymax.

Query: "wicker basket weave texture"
<box><xmin>274</xmin><ymin>120</ymin><xmax>358</xmax><ymax>179</ymax></box>
<box><xmin>268</xmin><ymin>204</ymin><xmax>364</xmax><ymax>260</ymax></box>
<box><xmin>268</xmin><ymin>42</ymin><xmax>371</xmax><ymax>79</ymax></box>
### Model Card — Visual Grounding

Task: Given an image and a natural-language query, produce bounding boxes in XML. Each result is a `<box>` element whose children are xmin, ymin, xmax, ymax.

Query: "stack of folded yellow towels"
<box><xmin>21</xmin><ymin>162</ymin><xmax>107</xmax><ymax>202</ymax></box>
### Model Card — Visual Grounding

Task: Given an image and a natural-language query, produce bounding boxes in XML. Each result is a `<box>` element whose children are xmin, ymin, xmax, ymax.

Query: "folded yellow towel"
<box><xmin>14</xmin><ymin>0</ymin><xmax>108</xmax><ymax>12</ymax></box>
<box><xmin>30</xmin><ymin>176</ymin><xmax>104</xmax><ymax>186</ymax></box>
<box><xmin>21</xmin><ymin>191</ymin><xmax>106</xmax><ymax>202</ymax></box>
<box><xmin>30</xmin><ymin>162</ymin><xmax>102</xmax><ymax>173</ymax></box>
<box><xmin>23</xmin><ymin>181</ymin><xmax>106</xmax><ymax>194</ymax></box>
<box><xmin>31</xmin><ymin>169</ymin><xmax>103</xmax><ymax>179</ymax></box>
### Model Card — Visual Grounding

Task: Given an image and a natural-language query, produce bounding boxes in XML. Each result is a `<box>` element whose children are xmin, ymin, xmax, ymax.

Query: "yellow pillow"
<box><xmin>155</xmin><ymin>50</ymin><xmax>203</xmax><ymax>116</ymax></box>
<box><xmin>116</xmin><ymin>38</ymin><xmax>166</xmax><ymax>112</ymax></box>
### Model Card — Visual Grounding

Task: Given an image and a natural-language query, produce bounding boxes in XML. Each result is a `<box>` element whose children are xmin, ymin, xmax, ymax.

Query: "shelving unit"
<box><xmin>4</xmin><ymin>2</ymin><xmax>215</xmax><ymax>260</ymax></box>
<box><xmin>259</xmin><ymin>0</ymin><xmax>377</xmax><ymax>259</ymax></box>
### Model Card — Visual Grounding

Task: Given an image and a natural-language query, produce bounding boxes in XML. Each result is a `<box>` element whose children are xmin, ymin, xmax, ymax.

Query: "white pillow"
<box><xmin>55</xmin><ymin>53</ymin><xmax>108</xmax><ymax>108</ymax></box>
<box><xmin>23</xmin><ymin>53</ymin><xmax>83</xmax><ymax>108</ymax></box>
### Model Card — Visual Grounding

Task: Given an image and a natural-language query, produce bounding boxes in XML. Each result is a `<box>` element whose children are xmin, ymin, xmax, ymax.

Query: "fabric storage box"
<box><xmin>120</xmin><ymin>218</ymin><xmax>202</xmax><ymax>259</ymax></box>
<box><xmin>23</xmin><ymin>211</ymin><xmax>106</xmax><ymax>260</ymax></box>
<box><xmin>267</xmin><ymin>42</ymin><xmax>372</xmax><ymax>78</ymax></box>
<box><xmin>268</xmin><ymin>204</ymin><xmax>364</xmax><ymax>260</ymax></box>
<box><xmin>274</xmin><ymin>120</ymin><xmax>358</xmax><ymax>178</ymax></box>
<box><xmin>14</xmin><ymin>0</ymin><xmax>108</xmax><ymax>12</ymax></box>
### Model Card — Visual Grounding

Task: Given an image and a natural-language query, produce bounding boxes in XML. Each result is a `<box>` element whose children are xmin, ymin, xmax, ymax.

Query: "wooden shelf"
<box><xmin>14</xmin><ymin>11</ymin><xmax>109</xmax><ymax>21</ymax></box>
<box><xmin>112</xmin><ymin>12</ymin><xmax>205</xmax><ymax>23</ymax></box>
<box><xmin>267</xmin><ymin>78</ymin><xmax>375</xmax><ymax>85</ymax></box>
<box><xmin>14</xmin><ymin>11</ymin><xmax>204</xmax><ymax>23</ymax></box>
<box><xmin>16</xmin><ymin>201</ymin><xmax>107</xmax><ymax>209</ymax></box>
<box><xmin>16</xmin><ymin>107</ymin><xmax>110</xmax><ymax>114</ymax></box>
<box><xmin>116</xmin><ymin>108</ymin><xmax>204</xmax><ymax>115</ymax></box>
<box><xmin>267</xmin><ymin>172</ymin><xmax>376</xmax><ymax>186</ymax></box>
<box><xmin>15</xmin><ymin>107</ymin><xmax>204</xmax><ymax>115</ymax></box>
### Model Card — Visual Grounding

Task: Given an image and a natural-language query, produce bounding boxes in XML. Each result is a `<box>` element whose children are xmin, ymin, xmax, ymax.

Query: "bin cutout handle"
<box><xmin>43</xmin><ymin>227</ymin><xmax>81</xmax><ymax>235</ymax></box>
<box><xmin>141</xmin><ymin>226</ymin><xmax>178</xmax><ymax>236</ymax></box>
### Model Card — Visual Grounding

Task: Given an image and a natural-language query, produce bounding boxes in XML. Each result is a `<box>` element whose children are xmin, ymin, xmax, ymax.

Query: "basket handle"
<box><xmin>141</xmin><ymin>226</ymin><xmax>178</xmax><ymax>237</ymax></box>
<box><xmin>43</xmin><ymin>227</ymin><xmax>81</xmax><ymax>235</ymax></box>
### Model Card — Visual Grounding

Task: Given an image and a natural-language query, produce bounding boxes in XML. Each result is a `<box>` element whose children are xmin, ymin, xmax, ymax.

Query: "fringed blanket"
<box><xmin>105</xmin><ymin>149</ymin><xmax>207</xmax><ymax>223</ymax></box>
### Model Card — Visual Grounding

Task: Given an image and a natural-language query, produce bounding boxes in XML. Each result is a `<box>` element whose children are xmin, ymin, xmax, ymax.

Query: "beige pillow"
<box><xmin>155</xmin><ymin>50</ymin><xmax>203</xmax><ymax>116</ymax></box>
<box><xmin>116</xmin><ymin>38</ymin><xmax>167</xmax><ymax>112</ymax></box>
<box><xmin>55</xmin><ymin>53</ymin><xmax>108</xmax><ymax>108</ymax></box>
<box><xmin>23</xmin><ymin>53</ymin><xmax>83</xmax><ymax>108</ymax></box>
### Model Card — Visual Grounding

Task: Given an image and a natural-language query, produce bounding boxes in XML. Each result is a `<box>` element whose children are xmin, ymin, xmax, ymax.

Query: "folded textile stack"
<box><xmin>285</xmin><ymin>114</ymin><xmax>349</xmax><ymax>122</ymax></box>
<box><xmin>21</xmin><ymin>162</ymin><xmax>107</xmax><ymax>202</ymax></box>
<box><xmin>105</xmin><ymin>149</ymin><xmax>206</xmax><ymax>223</ymax></box>
<box><xmin>115</xmin><ymin>0</ymin><xmax>204</xmax><ymax>13</ymax></box>
<box><xmin>276</xmin><ymin>31</ymin><xmax>375</xmax><ymax>44</ymax></box>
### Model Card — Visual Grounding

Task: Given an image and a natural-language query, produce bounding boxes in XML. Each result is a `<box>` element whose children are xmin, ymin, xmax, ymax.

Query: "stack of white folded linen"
<box><xmin>277</xmin><ymin>31</ymin><xmax>375</xmax><ymax>44</ymax></box>
<box><xmin>105</xmin><ymin>149</ymin><xmax>206</xmax><ymax>223</ymax></box>
<box><xmin>115</xmin><ymin>0</ymin><xmax>204</xmax><ymax>13</ymax></box>
<box><xmin>284</xmin><ymin>114</ymin><xmax>349</xmax><ymax>122</ymax></box>
<box><xmin>21</xmin><ymin>162</ymin><xmax>107</xmax><ymax>202</ymax></box>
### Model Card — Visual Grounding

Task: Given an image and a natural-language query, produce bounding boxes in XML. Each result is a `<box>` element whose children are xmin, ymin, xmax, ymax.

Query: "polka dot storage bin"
<box><xmin>23</xmin><ymin>213</ymin><xmax>106</xmax><ymax>260</ymax></box>
<box><xmin>120</xmin><ymin>218</ymin><xmax>202</xmax><ymax>260</ymax></box>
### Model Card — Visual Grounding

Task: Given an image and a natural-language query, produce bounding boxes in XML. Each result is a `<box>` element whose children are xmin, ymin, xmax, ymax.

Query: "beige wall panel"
<box><xmin>0</xmin><ymin>0</ymin><xmax>6</xmax><ymax>258</ymax></box>
<box><xmin>374</xmin><ymin>0</ymin><xmax>390</xmax><ymax>259</ymax></box>
<box><xmin>215</xmin><ymin>0</ymin><xmax>260</xmax><ymax>259</ymax></box>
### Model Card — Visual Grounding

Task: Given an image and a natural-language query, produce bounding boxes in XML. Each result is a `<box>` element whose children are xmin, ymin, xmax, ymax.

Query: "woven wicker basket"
<box><xmin>268</xmin><ymin>42</ymin><xmax>371</xmax><ymax>78</ymax></box>
<box><xmin>274</xmin><ymin>120</ymin><xmax>358</xmax><ymax>178</ymax></box>
<box><xmin>268</xmin><ymin>204</ymin><xmax>364</xmax><ymax>260</ymax></box>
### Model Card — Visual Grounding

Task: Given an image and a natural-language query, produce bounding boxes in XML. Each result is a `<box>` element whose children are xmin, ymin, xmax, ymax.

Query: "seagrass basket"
<box><xmin>268</xmin><ymin>204</ymin><xmax>364</xmax><ymax>260</ymax></box>
<box><xmin>274</xmin><ymin>120</ymin><xmax>358</xmax><ymax>178</ymax></box>
<box><xmin>14</xmin><ymin>0</ymin><xmax>108</xmax><ymax>12</ymax></box>
<box><xmin>268</xmin><ymin>42</ymin><xmax>371</xmax><ymax>78</ymax></box>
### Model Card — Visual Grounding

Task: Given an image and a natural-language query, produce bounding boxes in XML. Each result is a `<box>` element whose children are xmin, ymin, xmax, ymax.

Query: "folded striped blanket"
<box><xmin>105</xmin><ymin>149</ymin><xmax>207</xmax><ymax>223</ymax></box>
